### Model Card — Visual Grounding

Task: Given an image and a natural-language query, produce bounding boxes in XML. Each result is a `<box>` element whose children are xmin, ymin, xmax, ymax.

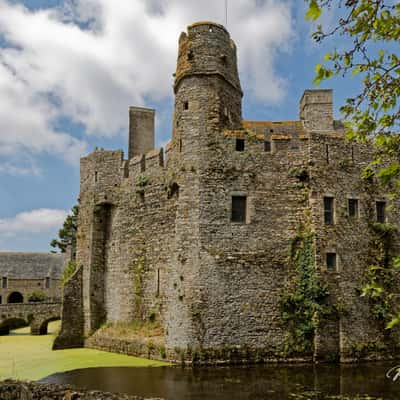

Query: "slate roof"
<box><xmin>0</xmin><ymin>253</ymin><xmax>67</xmax><ymax>280</ymax></box>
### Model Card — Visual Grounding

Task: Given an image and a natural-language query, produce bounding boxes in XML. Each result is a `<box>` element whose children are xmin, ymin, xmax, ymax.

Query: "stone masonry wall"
<box><xmin>309</xmin><ymin>132</ymin><xmax>400</xmax><ymax>362</ymax></box>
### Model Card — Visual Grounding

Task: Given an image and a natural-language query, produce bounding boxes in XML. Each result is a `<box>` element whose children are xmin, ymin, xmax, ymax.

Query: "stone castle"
<box><xmin>55</xmin><ymin>22</ymin><xmax>400</xmax><ymax>363</ymax></box>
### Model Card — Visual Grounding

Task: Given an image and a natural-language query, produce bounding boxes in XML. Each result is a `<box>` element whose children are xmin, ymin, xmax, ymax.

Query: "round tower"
<box><xmin>172</xmin><ymin>22</ymin><xmax>243</xmax><ymax>148</ymax></box>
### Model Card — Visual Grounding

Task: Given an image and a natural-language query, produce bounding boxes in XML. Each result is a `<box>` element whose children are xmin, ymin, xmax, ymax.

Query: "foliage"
<box><xmin>27</xmin><ymin>290</ymin><xmax>47</xmax><ymax>303</ymax></box>
<box><xmin>361</xmin><ymin>222</ymin><xmax>400</xmax><ymax>328</ymax></box>
<box><xmin>280</xmin><ymin>232</ymin><xmax>330</xmax><ymax>355</ymax></box>
<box><xmin>61</xmin><ymin>260</ymin><xmax>77</xmax><ymax>284</ymax></box>
<box><xmin>305</xmin><ymin>0</ymin><xmax>400</xmax><ymax>197</ymax></box>
<box><xmin>50</xmin><ymin>204</ymin><xmax>79</xmax><ymax>254</ymax></box>
<box><xmin>288</xmin><ymin>166</ymin><xmax>310</xmax><ymax>182</ymax></box>
<box><xmin>136</xmin><ymin>175</ymin><xmax>149</xmax><ymax>187</ymax></box>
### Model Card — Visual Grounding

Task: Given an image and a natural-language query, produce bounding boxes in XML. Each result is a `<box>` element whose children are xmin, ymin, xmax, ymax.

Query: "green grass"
<box><xmin>0</xmin><ymin>321</ymin><xmax>169</xmax><ymax>381</ymax></box>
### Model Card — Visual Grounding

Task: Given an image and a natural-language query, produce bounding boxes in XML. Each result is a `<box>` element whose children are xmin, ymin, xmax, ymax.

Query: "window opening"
<box><xmin>326</xmin><ymin>253</ymin><xmax>337</xmax><ymax>271</ymax></box>
<box><xmin>348</xmin><ymin>198</ymin><xmax>359</xmax><ymax>218</ymax></box>
<box><xmin>376</xmin><ymin>201</ymin><xmax>386</xmax><ymax>223</ymax></box>
<box><xmin>264</xmin><ymin>141</ymin><xmax>271</xmax><ymax>152</ymax></box>
<box><xmin>45</xmin><ymin>277</ymin><xmax>50</xmax><ymax>289</ymax></box>
<box><xmin>2</xmin><ymin>277</ymin><xmax>7</xmax><ymax>289</ymax></box>
<box><xmin>324</xmin><ymin>197</ymin><xmax>334</xmax><ymax>225</ymax></box>
<box><xmin>231</xmin><ymin>196</ymin><xmax>247</xmax><ymax>223</ymax></box>
<box><xmin>184</xmin><ymin>101</ymin><xmax>189</xmax><ymax>110</ymax></box>
<box><xmin>236</xmin><ymin>138</ymin><xmax>245</xmax><ymax>152</ymax></box>
<box><xmin>326</xmin><ymin>144</ymin><xmax>329</xmax><ymax>163</ymax></box>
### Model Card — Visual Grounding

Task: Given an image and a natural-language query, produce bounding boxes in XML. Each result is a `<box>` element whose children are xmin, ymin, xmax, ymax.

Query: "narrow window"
<box><xmin>94</xmin><ymin>171</ymin><xmax>98</xmax><ymax>183</ymax></box>
<box><xmin>326</xmin><ymin>253</ymin><xmax>337</xmax><ymax>271</ymax></box>
<box><xmin>231</xmin><ymin>196</ymin><xmax>247</xmax><ymax>223</ymax></box>
<box><xmin>156</xmin><ymin>269</ymin><xmax>160</xmax><ymax>297</ymax></box>
<box><xmin>45</xmin><ymin>277</ymin><xmax>50</xmax><ymax>289</ymax></box>
<box><xmin>184</xmin><ymin>101</ymin><xmax>189</xmax><ymax>110</ymax></box>
<box><xmin>179</xmin><ymin>139</ymin><xmax>182</xmax><ymax>153</ymax></box>
<box><xmin>376</xmin><ymin>201</ymin><xmax>386</xmax><ymax>223</ymax></box>
<box><xmin>348</xmin><ymin>199</ymin><xmax>359</xmax><ymax>218</ymax></box>
<box><xmin>351</xmin><ymin>146</ymin><xmax>355</xmax><ymax>163</ymax></box>
<box><xmin>264</xmin><ymin>141</ymin><xmax>271</xmax><ymax>152</ymax></box>
<box><xmin>236</xmin><ymin>138</ymin><xmax>245</xmax><ymax>152</ymax></box>
<box><xmin>324</xmin><ymin>197</ymin><xmax>334</xmax><ymax>225</ymax></box>
<box><xmin>326</xmin><ymin>144</ymin><xmax>329</xmax><ymax>163</ymax></box>
<box><xmin>2</xmin><ymin>277</ymin><xmax>7</xmax><ymax>289</ymax></box>
<box><xmin>0</xmin><ymin>295</ymin><xmax>2</xmax><ymax>304</ymax></box>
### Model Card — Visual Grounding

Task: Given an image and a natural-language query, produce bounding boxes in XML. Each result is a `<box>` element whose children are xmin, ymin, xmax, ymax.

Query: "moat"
<box><xmin>1</xmin><ymin>323</ymin><xmax>400</xmax><ymax>399</ymax></box>
<box><xmin>42</xmin><ymin>363</ymin><xmax>400</xmax><ymax>399</ymax></box>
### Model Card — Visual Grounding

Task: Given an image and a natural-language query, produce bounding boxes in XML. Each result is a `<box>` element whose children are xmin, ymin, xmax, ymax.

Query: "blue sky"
<box><xmin>0</xmin><ymin>0</ymin><xmax>361</xmax><ymax>252</ymax></box>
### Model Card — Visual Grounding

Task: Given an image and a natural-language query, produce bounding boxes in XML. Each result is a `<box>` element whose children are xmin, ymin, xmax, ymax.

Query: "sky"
<box><xmin>0</xmin><ymin>0</ymin><xmax>362</xmax><ymax>252</ymax></box>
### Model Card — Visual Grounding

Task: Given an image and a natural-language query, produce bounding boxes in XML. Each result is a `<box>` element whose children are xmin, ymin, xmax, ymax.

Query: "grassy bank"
<box><xmin>0</xmin><ymin>321</ymin><xmax>169</xmax><ymax>381</ymax></box>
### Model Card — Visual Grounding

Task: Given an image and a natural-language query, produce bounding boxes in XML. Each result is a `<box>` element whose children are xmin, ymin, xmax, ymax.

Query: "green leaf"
<box><xmin>305</xmin><ymin>0</ymin><xmax>322</xmax><ymax>21</ymax></box>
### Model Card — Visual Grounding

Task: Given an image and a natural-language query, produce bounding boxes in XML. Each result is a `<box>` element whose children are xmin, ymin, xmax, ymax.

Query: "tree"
<box><xmin>305</xmin><ymin>0</ymin><xmax>400</xmax><ymax>197</ymax></box>
<box><xmin>50</xmin><ymin>204</ymin><xmax>79</xmax><ymax>255</ymax></box>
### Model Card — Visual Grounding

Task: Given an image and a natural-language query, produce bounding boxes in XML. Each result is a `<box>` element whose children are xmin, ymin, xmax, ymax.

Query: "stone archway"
<box><xmin>38</xmin><ymin>317</ymin><xmax>60</xmax><ymax>335</ymax></box>
<box><xmin>7</xmin><ymin>291</ymin><xmax>24</xmax><ymax>304</ymax></box>
<box><xmin>0</xmin><ymin>318</ymin><xmax>27</xmax><ymax>335</ymax></box>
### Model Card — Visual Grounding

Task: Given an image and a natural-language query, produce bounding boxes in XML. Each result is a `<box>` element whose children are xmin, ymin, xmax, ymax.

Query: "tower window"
<box><xmin>187</xmin><ymin>50</ymin><xmax>194</xmax><ymax>61</ymax></box>
<box><xmin>235</xmin><ymin>139</ymin><xmax>245</xmax><ymax>152</ymax></box>
<box><xmin>326</xmin><ymin>253</ymin><xmax>337</xmax><ymax>271</ymax></box>
<box><xmin>231</xmin><ymin>196</ymin><xmax>247</xmax><ymax>223</ymax></box>
<box><xmin>348</xmin><ymin>198</ymin><xmax>359</xmax><ymax>218</ymax></box>
<box><xmin>324</xmin><ymin>197</ymin><xmax>334</xmax><ymax>225</ymax></box>
<box><xmin>2</xmin><ymin>277</ymin><xmax>7</xmax><ymax>289</ymax></box>
<box><xmin>179</xmin><ymin>139</ymin><xmax>182</xmax><ymax>153</ymax></box>
<box><xmin>376</xmin><ymin>201</ymin><xmax>386</xmax><ymax>223</ymax></box>
<box><xmin>94</xmin><ymin>171</ymin><xmax>98</xmax><ymax>183</ymax></box>
<box><xmin>264</xmin><ymin>141</ymin><xmax>271</xmax><ymax>152</ymax></box>
<box><xmin>45</xmin><ymin>277</ymin><xmax>50</xmax><ymax>289</ymax></box>
<box><xmin>326</xmin><ymin>144</ymin><xmax>330</xmax><ymax>163</ymax></box>
<box><xmin>184</xmin><ymin>101</ymin><xmax>189</xmax><ymax>110</ymax></box>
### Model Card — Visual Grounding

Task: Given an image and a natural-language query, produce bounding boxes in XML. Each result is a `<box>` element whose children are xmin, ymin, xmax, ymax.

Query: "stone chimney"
<box><xmin>300</xmin><ymin>89</ymin><xmax>333</xmax><ymax>131</ymax></box>
<box><xmin>128</xmin><ymin>107</ymin><xmax>155</xmax><ymax>159</ymax></box>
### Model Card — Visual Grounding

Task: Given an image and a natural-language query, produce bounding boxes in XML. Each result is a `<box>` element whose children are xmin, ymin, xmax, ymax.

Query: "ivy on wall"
<box><xmin>280</xmin><ymin>232</ymin><xmax>331</xmax><ymax>355</ymax></box>
<box><xmin>361</xmin><ymin>222</ymin><xmax>400</xmax><ymax>329</ymax></box>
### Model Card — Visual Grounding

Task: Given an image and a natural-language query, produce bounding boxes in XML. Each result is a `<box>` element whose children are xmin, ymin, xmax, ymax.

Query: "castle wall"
<box><xmin>190</xmin><ymin>127</ymin><xmax>311</xmax><ymax>354</ymax></box>
<box><xmin>309</xmin><ymin>132</ymin><xmax>400</xmax><ymax>361</ymax></box>
<box><xmin>58</xmin><ymin>21</ymin><xmax>400</xmax><ymax>363</ymax></box>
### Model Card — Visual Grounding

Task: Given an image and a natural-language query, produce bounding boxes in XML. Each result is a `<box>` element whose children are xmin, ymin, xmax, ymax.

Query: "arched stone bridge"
<box><xmin>0</xmin><ymin>302</ymin><xmax>60</xmax><ymax>335</ymax></box>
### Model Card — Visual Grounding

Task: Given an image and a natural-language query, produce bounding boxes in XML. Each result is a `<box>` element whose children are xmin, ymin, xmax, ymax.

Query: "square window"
<box><xmin>348</xmin><ymin>199</ymin><xmax>359</xmax><ymax>218</ymax></box>
<box><xmin>326</xmin><ymin>253</ymin><xmax>337</xmax><ymax>271</ymax></box>
<box><xmin>236</xmin><ymin>139</ymin><xmax>245</xmax><ymax>152</ymax></box>
<box><xmin>324</xmin><ymin>197</ymin><xmax>334</xmax><ymax>225</ymax></box>
<box><xmin>264</xmin><ymin>141</ymin><xmax>271</xmax><ymax>152</ymax></box>
<box><xmin>376</xmin><ymin>201</ymin><xmax>386</xmax><ymax>223</ymax></box>
<box><xmin>231</xmin><ymin>196</ymin><xmax>247</xmax><ymax>223</ymax></box>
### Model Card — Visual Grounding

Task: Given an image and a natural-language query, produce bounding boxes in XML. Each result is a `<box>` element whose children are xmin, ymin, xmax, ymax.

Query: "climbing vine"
<box><xmin>131</xmin><ymin>255</ymin><xmax>148</xmax><ymax>319</ymax></box>
<box><xmin>361</xmin><ymin>222</ymin><xmax>400</xmax><ymax>329</ymax></box>
<box><xmin>280</xmin><ymin>232</ymin><xmax>331</xmax><ymax>355</ymax></box>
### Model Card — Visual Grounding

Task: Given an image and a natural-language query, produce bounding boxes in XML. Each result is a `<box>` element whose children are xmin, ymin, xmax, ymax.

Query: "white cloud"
<box><xmin>0</xmin><ymin>208</ymin><xmax>68</xmax><ymax>236</ymax></box>
<box><xmin>0</xmin><ymin>0</ymin><xmax>293</xmax><ymax>173</ymax></box>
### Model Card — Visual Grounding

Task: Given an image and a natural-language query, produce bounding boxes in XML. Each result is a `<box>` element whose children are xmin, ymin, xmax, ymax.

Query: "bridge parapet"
<box><xmin>0</xmin><ymin>302</ymin><xmax>61</xmax><ymax>335</ymax></box>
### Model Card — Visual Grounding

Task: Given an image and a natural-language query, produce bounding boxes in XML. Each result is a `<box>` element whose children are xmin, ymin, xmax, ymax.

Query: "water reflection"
<box><xmin>42</xmin><ymin>363</ymin><xmax>400</xmax><ymax>400</ymax></box>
